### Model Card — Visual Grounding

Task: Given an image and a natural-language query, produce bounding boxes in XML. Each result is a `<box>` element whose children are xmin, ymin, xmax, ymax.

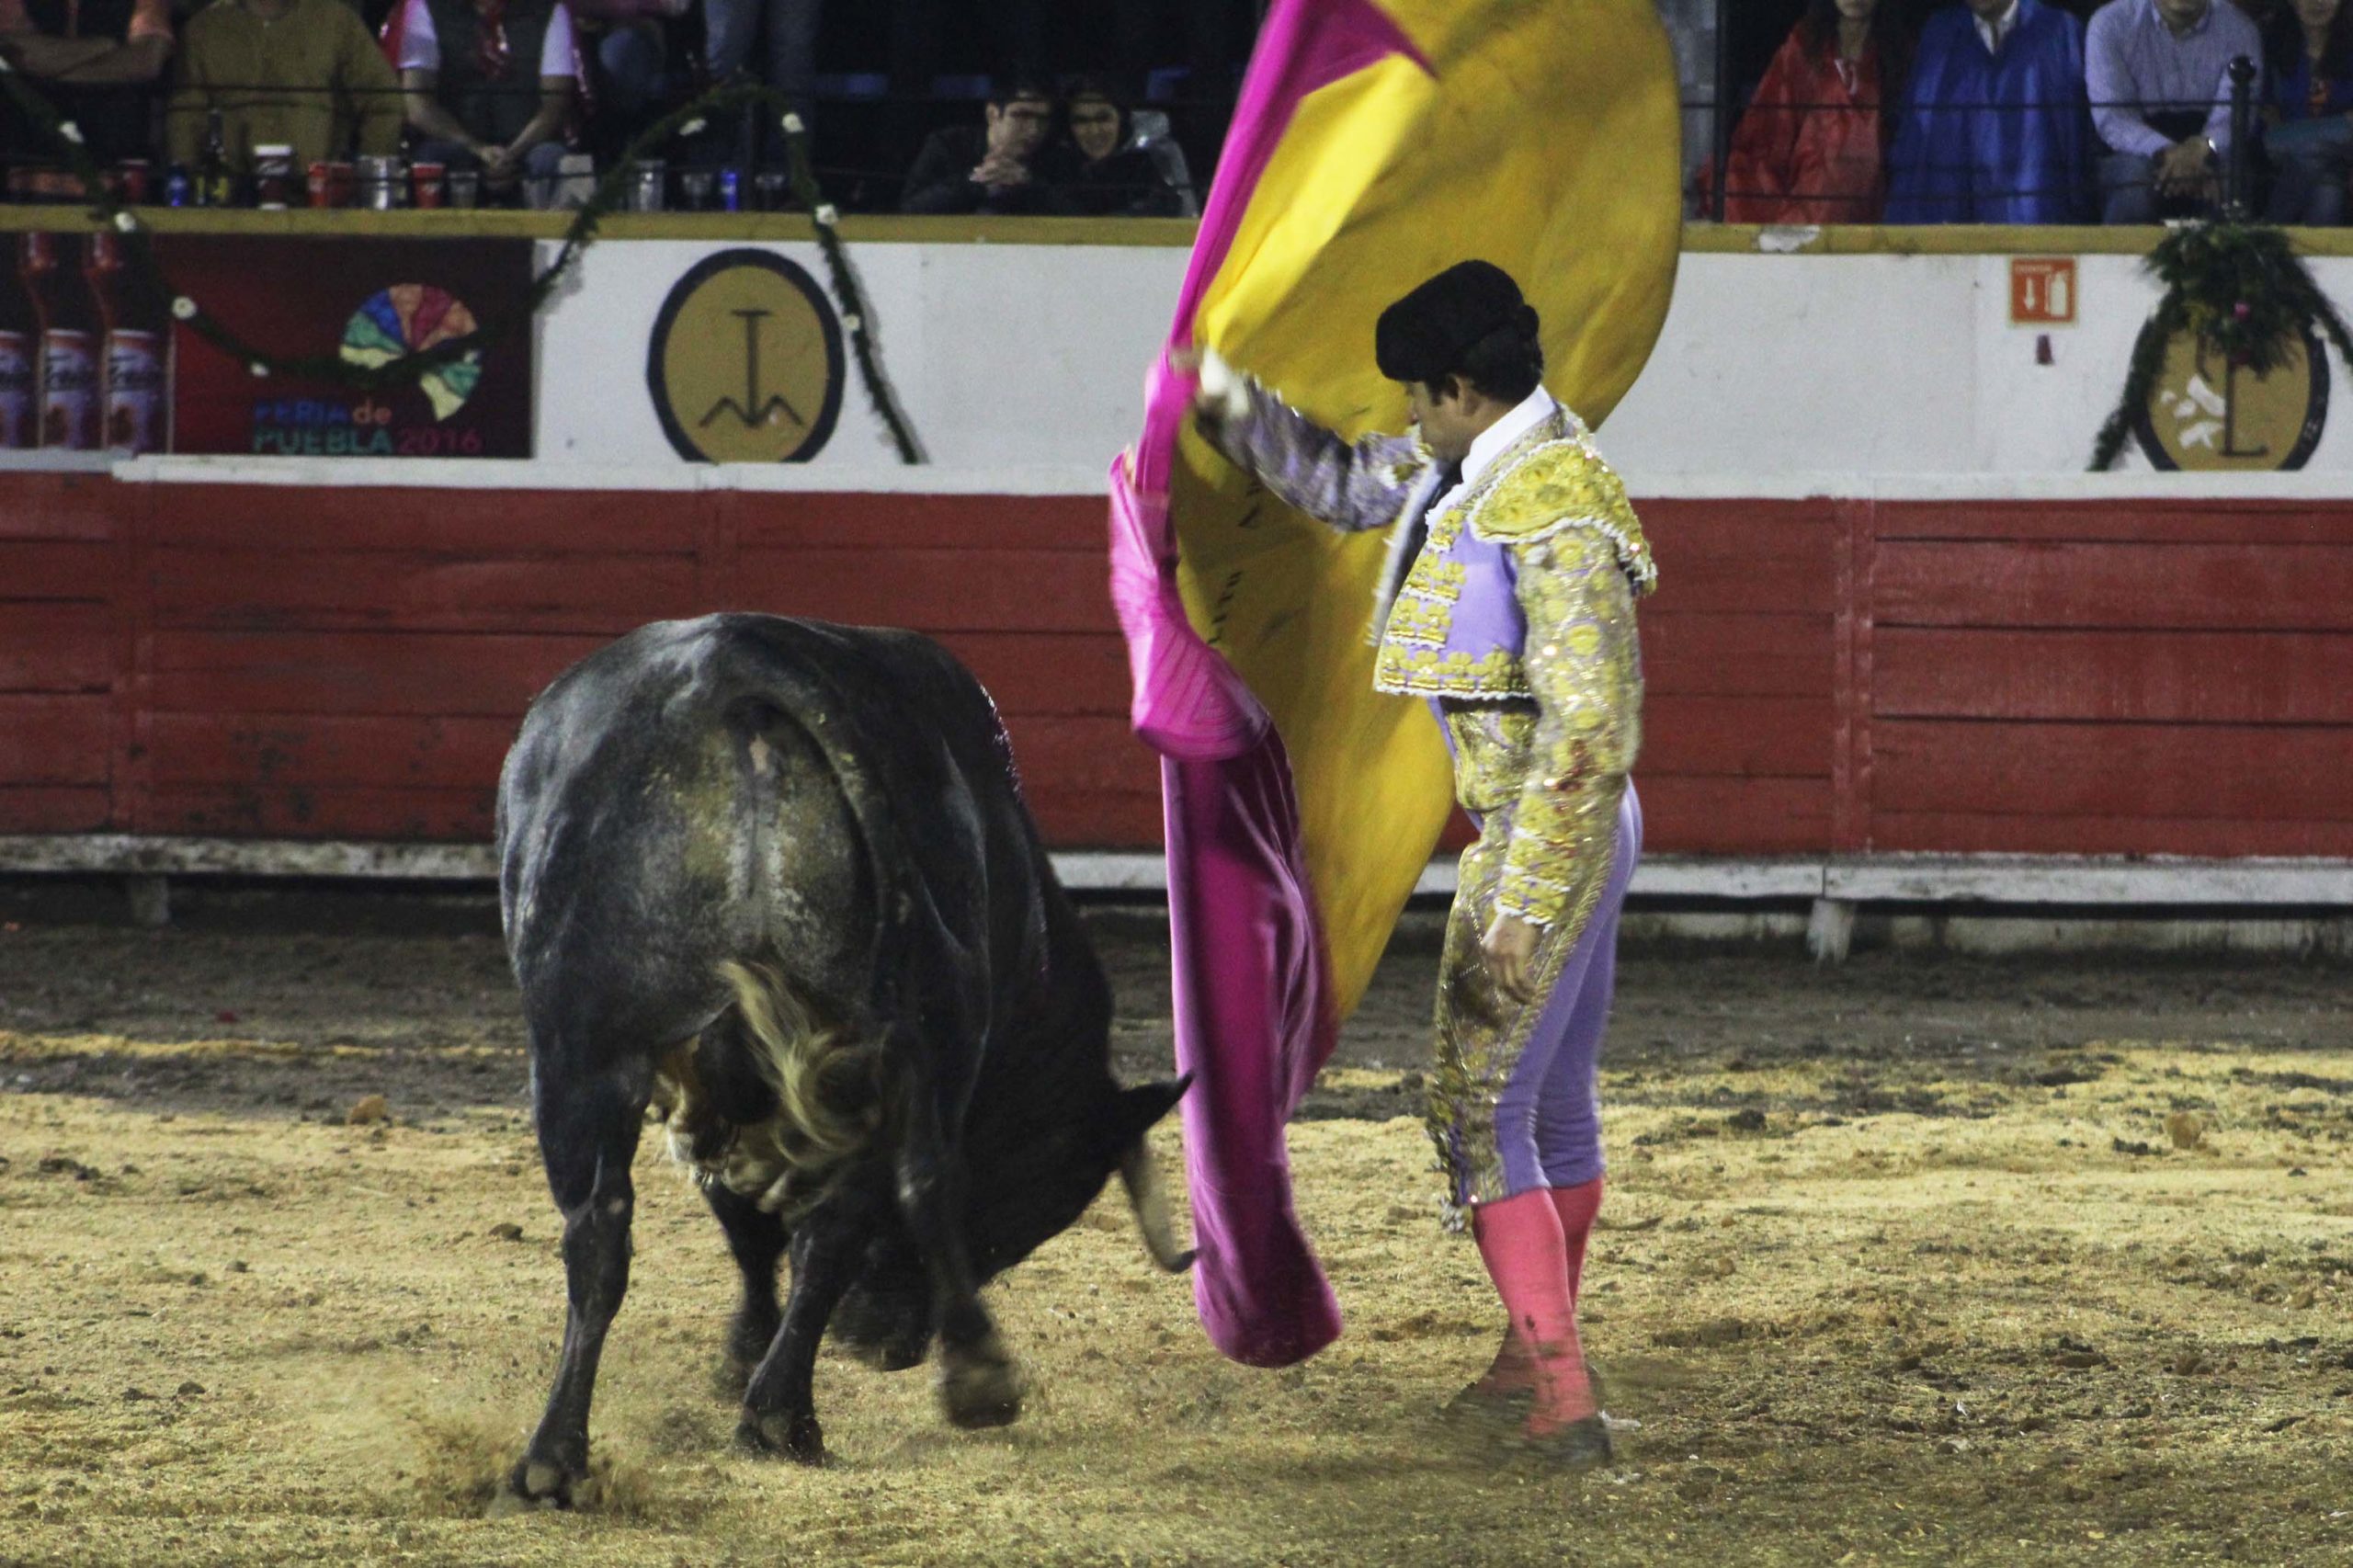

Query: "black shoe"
<box><xmin>1516</xmin><ymin>1413</ymin><xmax>1614</xmax><ymax>1469</ymax></box>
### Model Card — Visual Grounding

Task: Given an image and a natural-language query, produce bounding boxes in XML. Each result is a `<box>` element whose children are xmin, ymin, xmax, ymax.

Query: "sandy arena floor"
<box><xmin>0</xmin><ymin>889</ymin><xmax>2348</xmax><ymax>1566</ymax></box>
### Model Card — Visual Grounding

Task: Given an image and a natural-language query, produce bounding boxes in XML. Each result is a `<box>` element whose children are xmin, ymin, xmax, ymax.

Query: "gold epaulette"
<box><xmin>1465</xmin><ymin>438</ymin><xmax>1658</xmax><ymax>596</ymax></box>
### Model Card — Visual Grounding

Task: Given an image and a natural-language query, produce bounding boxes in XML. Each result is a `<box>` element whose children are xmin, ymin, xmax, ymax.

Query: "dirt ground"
<box><xmin>1</xmin><ymin>885</ymin><xmax>2349</xmax><ymax>1566</ymax></box>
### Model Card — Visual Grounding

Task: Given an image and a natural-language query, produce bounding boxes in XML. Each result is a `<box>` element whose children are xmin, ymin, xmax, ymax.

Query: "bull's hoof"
<box><xmin>938</xmin><ymin>1340</ymin><xmax>1025</xmax><ymax>1430</ymax></box>
<box><xmin>489</xmin><ymin>1457</ymin><xmax>579</xmax><ymax>1517</ymax></box>
<box><xmin>737</xmin><ymin>1407</ymin><xmax>826</xmax><ymax>1465</ymax></box>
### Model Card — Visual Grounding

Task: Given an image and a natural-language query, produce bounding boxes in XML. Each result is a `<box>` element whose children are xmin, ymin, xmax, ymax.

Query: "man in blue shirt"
<box><xmin>1885</xmin><ymin>0</ymin><xmax>2096</xmax><ymax>223</ymax></box>
<box><xmin>2086</xmin><ymin>0</ymin><xmax>2263</xmax><ymax>222</ymax></box>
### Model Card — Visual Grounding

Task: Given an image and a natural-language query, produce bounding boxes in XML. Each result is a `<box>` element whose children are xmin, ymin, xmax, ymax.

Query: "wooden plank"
<box><xmin>931</xmin><ymin>631</ymin><xmax>1131</xmax><ymax>717</ymax></box>
<box><xmin>150</xmin><ymin>631</ymin><xmax>602</xmax><ymax>717</ymax></box>
<box><xmin>0</xmin><ymin>604</ymin><xmax>114</xmax><ymax>692</ymax></box>
<box><xmin>144</xmin><ymin>785</ymin><xmax>494</xmax><ymax>841</ymax></box>
<box><xmin>0</xmin><ymin>472</ymin><xmax>119</xmax><ymax>540</ymax></box>
<box><xmin>0</xmin><ymin>696</ymin><xmax>111</xmax><ymax>785</ymax></box>
<box><xmin>1641</xmin><ymin>550</ymin><xmax>1837</xmax><ymax>615</ymax></box>
<box><xmin>1633</xmin><ymin>774</ymin><xmax>1836</xmax><ymax>855</ymax></box>
<box><xmin>1641</xmin><ymin>695</ymin><xmax>1833</xmax><ymax>778</ymax></box>
<box><xmin>1877</xmin><ymin>541</ymin><xmax>2353</xmax><ymax>632</ymax></box>
<box><xmin>1000</xmin><ymin>714</ymin><xmax>1161</xmax><ymax>797</ymax></box>
<box><xmin>144</xmin><ymin>713</ymin><xmax>517</xmax><ymax>790</ymax></box>
<box><xmin>146</xmin><ymin>485</ymin><xmax>709</xmax><ymax>555</ymax></box>
<box><xmin>1870</xmin><ymin>810</ymin><xmax>2353</xmax><ymax>859</ymax></box>
<box><xmin>0</xmin><ymin>786</ymin><xmax>110</xmax><ymax>831</ymax></box>
<box><xmin>1873</xmin><ymin>499</ymin><xmax>2353</xmax><ymax>547</ymax></box>
<box><xmin>0</xmin><ymin>541</ymin><xmax>117</xmax><ymax>601</ymax></box>
<box><xmin>732</xmin><ymin>547</ymin><xmax>1119</xmax><ymax>634</ymax></box>
<box><xmin>1875</xmin><ymin>628</ymin><xmax>2353</xmax><ymax>724</ymax></box>
<box><xmin>1641</xmin><ymin>612</ymin><xmax>1834</xmax><ymax>699</ymax></box>
<box><xmin>1874</xmin><ymin>719</ymin><xmax>2353</xmax><ymax>824</ymax></box>
<box><xmin>733</xmin><ymin>491</ymin><xmax>1107</xmax><ymax>552</ymax></box>
<box><xmin>148</xmin><ymin>548</ymin><xmax>702</xmax><ymax>632</ymax></box>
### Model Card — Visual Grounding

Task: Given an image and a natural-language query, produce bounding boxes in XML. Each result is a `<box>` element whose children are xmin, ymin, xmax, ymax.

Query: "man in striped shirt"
<box><xmin>2087</xmin><ymin>0</ymin><xmax>2263</xmax><ymax>222</ymax></box>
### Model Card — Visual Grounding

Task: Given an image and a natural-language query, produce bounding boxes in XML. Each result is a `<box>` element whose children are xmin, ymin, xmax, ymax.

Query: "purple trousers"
<box><xmin>1488</xmin><ymin>782</ymin><xmax>1642</xmax><ymax>1198</ymax></box>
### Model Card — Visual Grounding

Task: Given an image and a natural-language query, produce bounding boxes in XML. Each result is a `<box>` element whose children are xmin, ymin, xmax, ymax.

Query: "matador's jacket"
<box><xmin>1199</xmin><ymin>361</ymin><xmax>1655</xmax><ymax>1222</ymax></box>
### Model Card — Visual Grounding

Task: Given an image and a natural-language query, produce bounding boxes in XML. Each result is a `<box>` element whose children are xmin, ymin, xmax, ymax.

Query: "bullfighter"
<box><xmin>1181</xmin><ymin>259</ymin><xmax>1651</xmax><ymax>1467</ymax></box>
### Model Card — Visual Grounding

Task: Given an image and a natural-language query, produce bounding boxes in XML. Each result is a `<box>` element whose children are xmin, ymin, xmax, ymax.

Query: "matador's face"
<box><xmin>1405</xmin><ymin>378</ymin><xmax>1483</xmax><ymax>466</ymax></box>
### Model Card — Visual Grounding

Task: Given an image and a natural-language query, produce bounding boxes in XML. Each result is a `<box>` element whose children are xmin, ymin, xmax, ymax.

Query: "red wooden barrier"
<box><xmin>2</xmin><ymin>474</ymin><xmax>2347</xmax><ymax>860</ymax></box>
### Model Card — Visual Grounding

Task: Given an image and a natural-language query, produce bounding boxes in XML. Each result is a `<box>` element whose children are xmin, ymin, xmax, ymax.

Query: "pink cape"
<box><xmin>1108</xmin><ymin>0</ymin><xmax>1431</xmax><ymax>1368</ymax></box>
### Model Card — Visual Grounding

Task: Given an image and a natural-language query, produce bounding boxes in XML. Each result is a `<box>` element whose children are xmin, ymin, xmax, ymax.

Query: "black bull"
<box><xmin>494</xmin><ymin>613</ymin><xmax>1190</xmax><ymax>1506</ymax></box>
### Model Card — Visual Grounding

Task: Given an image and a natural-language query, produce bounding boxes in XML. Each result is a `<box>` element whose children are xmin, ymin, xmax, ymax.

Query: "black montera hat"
<box><xmin>1374</xmin><ymin>260</ymin><xmax>1540</xmax><ymax>384</ymax></box>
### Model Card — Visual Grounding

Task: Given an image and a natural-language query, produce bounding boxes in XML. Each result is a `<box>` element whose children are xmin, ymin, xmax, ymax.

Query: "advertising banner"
<box><xmin>162</xmin><ymin>236</ymin><xmax>535</xmax><ymax>458</ymax></box>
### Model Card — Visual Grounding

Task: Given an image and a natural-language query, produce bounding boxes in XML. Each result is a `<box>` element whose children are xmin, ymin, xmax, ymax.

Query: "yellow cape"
<box><xmin>1172</xmin><ymin>0</ymin><xmax>1683</xmax><ymax>1017</ymax></box>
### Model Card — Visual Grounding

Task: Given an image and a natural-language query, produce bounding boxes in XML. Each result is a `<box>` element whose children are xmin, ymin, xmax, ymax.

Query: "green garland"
<box><xmin>0</xmin><ymin>62</ymin><xmax>922</xmax><ymax>463</ymax></box>
<box><xmin>2091</xmin><ymin>221</ymin><xmax>2353</xmax><ymax>471</ymax></box>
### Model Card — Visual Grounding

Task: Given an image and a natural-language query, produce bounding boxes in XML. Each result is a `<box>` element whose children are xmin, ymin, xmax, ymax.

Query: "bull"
<box><xmin>493</xmin><ymin>612</ymin><xmax>1190</xmax><ymax>1507</ymax></box>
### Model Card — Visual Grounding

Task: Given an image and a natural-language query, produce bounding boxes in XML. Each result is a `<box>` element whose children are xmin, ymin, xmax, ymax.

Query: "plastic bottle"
<box><xmin>0</xmin><ymin>245</ymin><xmax>36</xmax><ymax>449</ymax></box>
<box><xmin>84</xmin><ymin>230</ymin><xmax>165</xmax><ymax>455</ymax></box>
<box><xmin>198</xmin><ymin>108</ymin><xmax>233</xmax><ymax>208</ymax></box>
<box><xmin>22</xmin><ymin>233</ymin><xmax>97</xmax><ymax>450</ymax></box>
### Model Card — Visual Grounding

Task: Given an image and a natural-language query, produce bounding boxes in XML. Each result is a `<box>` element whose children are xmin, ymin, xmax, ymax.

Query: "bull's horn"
<box><xmin>1120</xmin><ymin>1139</ymin><xmax>1195</xmax><ymax>1274</ymax></box>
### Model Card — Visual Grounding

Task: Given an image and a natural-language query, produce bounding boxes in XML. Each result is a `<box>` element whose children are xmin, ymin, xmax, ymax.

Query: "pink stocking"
<box><xmin>1471</xmin><ymin>1189</ymin><xmax>1597</xmax><ymax>1434</ymax></box>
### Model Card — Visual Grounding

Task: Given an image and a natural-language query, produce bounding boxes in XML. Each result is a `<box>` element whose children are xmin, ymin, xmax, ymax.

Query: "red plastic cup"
<box><xmin>307</xmin><ymin>160</ymin><xmax>333</xmax><ymax>208</ymax></box>
<box><xmin>412</xmin><ymin>161</ymin><xmax>447</xmax><ymax>210</ymax></box>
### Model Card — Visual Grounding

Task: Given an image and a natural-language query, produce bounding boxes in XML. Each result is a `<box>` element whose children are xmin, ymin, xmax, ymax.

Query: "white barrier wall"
<box><xmin>528</xmin><ymin>237</ymin><xmax>2353</xmax><ymax>486</ymax></box>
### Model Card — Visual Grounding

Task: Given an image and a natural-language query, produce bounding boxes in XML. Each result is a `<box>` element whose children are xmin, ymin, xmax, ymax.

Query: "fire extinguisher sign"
<box><xmin>2010</xmin><ymin>257</ymin><xmax>2077</xmax><ymax>326</ymax></box>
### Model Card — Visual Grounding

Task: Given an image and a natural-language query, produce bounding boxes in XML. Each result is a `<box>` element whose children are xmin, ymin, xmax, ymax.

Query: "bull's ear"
<box><xmin>1111</xmin><ymin>1074</ymin><xmax>1191</xmax><ymax>1143</ymax></box>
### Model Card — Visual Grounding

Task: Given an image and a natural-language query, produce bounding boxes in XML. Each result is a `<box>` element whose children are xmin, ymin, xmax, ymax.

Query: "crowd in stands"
<box><xmin>4</xmin><ymin>0</ymin><xmax>2342</xmax><ymax>224</ymax></box>
<box><xmin>1720</xmin><ymin>0</ymin><xmax>2353</xmax><ymax>223</ymax></box>
<box><xmin>0</xmin><ymin>0</ymin><xmax>1242</xmax><ymax>211</ymax></box>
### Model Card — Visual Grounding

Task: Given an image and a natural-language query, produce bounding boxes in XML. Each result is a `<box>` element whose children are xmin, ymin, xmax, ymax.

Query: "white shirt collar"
<box><xmin>1456</xmin><ymin>385</ymin><xmax>1559</xmax><ymax>494</ymax></box>
<box><xmin>1975</xmin><ymin>0</ymin><xmax>2021</xmax><ymax>52</ymax></box>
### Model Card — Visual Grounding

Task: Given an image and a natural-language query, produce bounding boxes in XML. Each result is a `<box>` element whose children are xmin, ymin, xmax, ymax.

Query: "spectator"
<box><xmin>166</xmin><ymin>0</ymin><xmax>402</xmax><ymax>171</ymax></box>
<box><xmin>2263</xmin><ymin>0</ymin><xmax>2353</xmax><ymax>220</ymax></box>
<box><xmin>1056</xmin><ymin>77</ymin><xmax>1185</xmax><ymax>216</ymax></box>
<box><xmin>570</xmin><ymin>0</ymin><xmax>690</xmax><ymax>132</ymax></box>
<box><xmin>385</xmin><ymin>0</ymin><xmax>577</xmax><ymax>200</ymax></box>
<box><xmin>1885</xmin><ymin>0</ymin><xmax>2095</xmax><ymax>222</ymax></box>
<box><xmin>702</xmin><ymin>0</ymin><xmax>814</xmax><ymax>167</ymax></box>
<box><xmin>0</xmin><ymin>0</ymin><xmax>174</xmax><ymax>165</ymax></box>
<box><xmin>898</xmin><ymin>77</ymin><xmax>1069</xmax><ymax>214</ymax></box>
<box><xmin>2087</xmin><ymin>0</ymin><xmax>2263</xmax><ymax>222</ymax></box>
<box><xmin>1722</xmin><ymin>0</ymin><xmax>1910</xmax><ymax>222</ymax></box>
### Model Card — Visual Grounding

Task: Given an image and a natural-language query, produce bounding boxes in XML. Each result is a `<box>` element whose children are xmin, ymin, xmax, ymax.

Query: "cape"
<box><xmin>1106</xmin><ymin>0</ymin><xmax>1680</xmax><ymax>1367</ymax></box>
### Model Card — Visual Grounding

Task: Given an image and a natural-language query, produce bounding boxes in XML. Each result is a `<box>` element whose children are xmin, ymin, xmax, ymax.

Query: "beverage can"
<box><xmin>165</xmin><ymin>165</ymin><xmax>191</xmax><ymax>208</ymax></box>
<box><xmin>307</xmin><ymin>160</ymin><xmax>333</xmax><ymax>208</ymax></box>
<box><xmin>630</xmin><ymin>159</ymin><xmax>665</xmax><ymax>212</ymax></box>
<box><xmin>720</xmin><ymin>167</ymin><xmax>741</xmax><ymax>211</ymax></box>
<box><xmin>101</xmin><ymin>329</ymin><xmax>164</xmax><ymax>454</ymax></box>
<box><xmin>40</xmin><ymin>328</ymin><xmax>97</xmax><ymax>449</ymax></box>
<box><xmin>0</xmin><ymin>329</ymin><xmax>34</xmax><ymax>449</ymax></box>
<box><xmin>252</xmin><ymin>143</ymin><xmax>295</xmax><ymax>210</ymax></box>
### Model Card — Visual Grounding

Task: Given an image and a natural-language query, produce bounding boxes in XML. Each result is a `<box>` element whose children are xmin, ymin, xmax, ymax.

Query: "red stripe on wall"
<box><xmin>2</xmin><ymin>479</ymin><xmax>2349</xmax><ymax>860</ymax></box>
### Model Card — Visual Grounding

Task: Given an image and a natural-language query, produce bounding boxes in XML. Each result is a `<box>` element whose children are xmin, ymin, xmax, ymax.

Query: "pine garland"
<box><xmin>2091</xmin><ymin>220</ymin><xmax>2353</xmax><ymax>471</ymax></box>
<box><xmin>0</xmin><ymin>63</ymin><xmax>922</xmax><ymax>463</ymax></box>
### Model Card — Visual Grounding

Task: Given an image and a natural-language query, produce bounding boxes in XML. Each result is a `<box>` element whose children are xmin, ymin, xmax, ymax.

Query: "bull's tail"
<box><xmin>717</xmin><ymin>958</ymin><xmax>884</xmax><ymax>1188</ymax></box>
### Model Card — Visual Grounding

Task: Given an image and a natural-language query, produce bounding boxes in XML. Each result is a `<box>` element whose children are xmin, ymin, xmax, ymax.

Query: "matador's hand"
<box><xmin>1482</xmin><ymin>912</ymin><xmax>1542</xmax><ymax>1007</ymax></box>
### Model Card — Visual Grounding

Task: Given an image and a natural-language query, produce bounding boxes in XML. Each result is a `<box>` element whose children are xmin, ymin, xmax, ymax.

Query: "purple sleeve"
<box><xmin>1201</xmin><ymin>379</ymin><xmax>1424</xmax><ymax>536</ymax></box>
<box><xmin>2087</xmin><ymin>9</ymin><xmax>2173</xmax><ymax>158</ymax></box>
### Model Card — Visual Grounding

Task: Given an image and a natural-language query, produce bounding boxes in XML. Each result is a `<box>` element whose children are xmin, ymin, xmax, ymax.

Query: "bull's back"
<box><xmin>497</xmin><ymin>616</ymin><xmax>883</xmax><ymax>1048</ymax></box>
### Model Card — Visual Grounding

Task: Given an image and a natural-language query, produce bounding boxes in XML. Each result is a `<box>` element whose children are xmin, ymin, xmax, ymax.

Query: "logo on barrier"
<box><xmin>647</xmin><ymin>250</ymin><xmax>845</xmax><ymax>464</ymax></box>
<box><xmin>2135</xmin><ymin>324</ymin><xmax>2328</xmax><ymax>472</ymax></box>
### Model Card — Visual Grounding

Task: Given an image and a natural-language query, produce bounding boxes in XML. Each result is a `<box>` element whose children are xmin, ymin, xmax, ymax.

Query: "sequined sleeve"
<box><xmin>1195</xmin><ymin>367</ymin><xmax>1425</xmax><ymax>535</ymax></box>
<box><xmin>1493</xmin><ymin>526</ymin><xmax>1643</xmax><ymax>933</ymax></box>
